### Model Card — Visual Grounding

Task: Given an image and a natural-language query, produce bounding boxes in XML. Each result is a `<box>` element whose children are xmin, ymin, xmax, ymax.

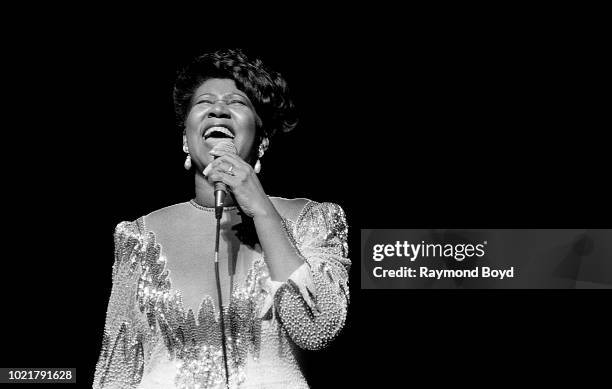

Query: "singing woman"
<box><xmin>93</xmin><ymin>48</ymin><xmax>350</xmax><ymax>389</ymax></box>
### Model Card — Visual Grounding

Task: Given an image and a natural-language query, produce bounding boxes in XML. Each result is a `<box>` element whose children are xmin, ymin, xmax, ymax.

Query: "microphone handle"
<box><xmin>211</xmin><ymin>147</ymin><xmax>234</xmax><ymax>219</ymax></box>
<box><xmin>214</xmin><ymin>182</ymin><xmax>228</xmax><ymax>219</ymax></box>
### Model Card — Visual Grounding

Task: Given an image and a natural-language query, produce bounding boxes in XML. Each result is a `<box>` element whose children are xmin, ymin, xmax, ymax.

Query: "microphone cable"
<box><xmin>214</xmin><ymin>211</ymin><xmax>230</xmax><ymax>388</ymax></box>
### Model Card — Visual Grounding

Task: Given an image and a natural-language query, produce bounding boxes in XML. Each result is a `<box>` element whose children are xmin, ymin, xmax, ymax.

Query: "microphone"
<box><xmin>211</xmin><ymin>140</ymin><xmax>237</xmax><ymax>219</ymax></box>
<box><xmin>209</xmin><ymin>140</ymin><xmax>236</xmax><ymax>385</ymax></box>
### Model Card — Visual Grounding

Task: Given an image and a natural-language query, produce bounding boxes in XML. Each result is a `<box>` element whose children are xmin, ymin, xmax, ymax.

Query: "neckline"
<box><xmin>136</xmin><ymin>215</ymin><xmax>246</xmax><ymax>314</ymax></box>
<box><xmin>189</xmin><ymin>199</ymin><xmax>239</xmax><ymax>212</ymax></box>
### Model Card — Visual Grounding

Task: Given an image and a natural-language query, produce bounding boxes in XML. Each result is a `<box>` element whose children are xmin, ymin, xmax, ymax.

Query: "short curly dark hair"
<box><xmin>173</xmin><ymin>49</ymin><xmax>298</xmax><ymax>143</ymax></box>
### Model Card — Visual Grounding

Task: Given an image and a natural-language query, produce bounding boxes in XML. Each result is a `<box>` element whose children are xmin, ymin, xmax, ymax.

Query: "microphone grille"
<box><xmin>211</xmin><ymin>140</ymin><xmax>237</xmax><ymax>155</ymax></box>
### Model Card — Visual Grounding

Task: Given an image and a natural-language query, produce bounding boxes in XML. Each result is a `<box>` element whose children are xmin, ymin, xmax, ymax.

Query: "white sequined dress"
<box><xmin>93</xmin><ymin>199</ymin><xmax>350</xmax><ymax>389</ymax></box>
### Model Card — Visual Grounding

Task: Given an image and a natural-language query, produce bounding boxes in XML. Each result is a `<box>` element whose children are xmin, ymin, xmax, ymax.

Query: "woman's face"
<box><xmin>184</xmin><ymin>78</ymin><xmax>260</xmax><ymax>171</ymax></box>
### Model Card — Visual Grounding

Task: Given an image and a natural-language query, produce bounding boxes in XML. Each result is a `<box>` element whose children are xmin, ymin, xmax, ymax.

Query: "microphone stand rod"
<box><xmin>214</xmin><ymin>212</ymin><xmax>230</xmax><ymax>388</ymax></box>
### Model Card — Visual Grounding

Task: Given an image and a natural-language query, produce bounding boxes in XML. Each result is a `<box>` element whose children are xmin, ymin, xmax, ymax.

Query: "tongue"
<box><xmin>211</xmin><ymin>139</ymin><xmax>237</xmax><ymax>155</ymax></box>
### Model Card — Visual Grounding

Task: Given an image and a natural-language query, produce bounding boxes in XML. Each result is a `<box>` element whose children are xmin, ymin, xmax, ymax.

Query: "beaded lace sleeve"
<box><xmin>93</xmin><ymin>221</ymin><xmax>152</xmax><ymax>389</ymax></box>
<box><xmin>273</xmin><ymin>201</ymin><xmax>350</xmax><ymax>351</ymax></box>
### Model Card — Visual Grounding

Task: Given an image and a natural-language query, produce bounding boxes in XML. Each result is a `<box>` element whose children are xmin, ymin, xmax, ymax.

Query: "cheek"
<box><xmin>185</xmin><ymin>110</ymin><xmax>201</xmax><ymax>128</ymax></box>
<box><xmin>236</xmin><ymin>113</ymin><xmax>258</xmax><ymax>137</ymax></box>
<box><xmin>236</xmin><ymin>135</ymin><xmax>255</xmax><ymax>159</ymax></box>
<box><xmin>235</xmin><ymin>122</ymin><xmax>257</xmax><ymax>158</ymax></box>
<box><xmin>185</xmin><ymin>112</ymin><xmax>203</xmax><ymax>135</ymax></box>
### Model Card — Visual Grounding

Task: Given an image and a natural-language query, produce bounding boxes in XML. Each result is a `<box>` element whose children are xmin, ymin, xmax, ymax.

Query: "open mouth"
<box><xmin>203</xmin><ymin>126</ymin><xmax>235</xmax><ymax>140</ymax></box>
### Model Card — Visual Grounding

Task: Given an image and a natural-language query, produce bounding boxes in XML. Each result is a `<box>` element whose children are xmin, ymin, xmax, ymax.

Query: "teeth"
<box><xmin>204</xmin><ymin>126</ymin><xmax>234</xmax><ymax>139</ymax></box>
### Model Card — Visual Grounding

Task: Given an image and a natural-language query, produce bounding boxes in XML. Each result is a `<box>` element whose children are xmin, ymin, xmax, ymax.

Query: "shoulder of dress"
<box><xmin>294</xmin><ymin>201</ymin><xmax>347</xmax><ymax>237</ymax></box>
<box><xmin>114</xmin><ymin>218</ymin><xmax>145</xmax><ymax>238</ymax></box>
<box><xmin>269</xmin><ymin>196</ymin><xmax>314</xmax><ymax>223</ymax></box>
<box><xmin>296</xmin><ymin>200</ymin><xmax>344</xmax><ymax>220</ymax></box>
<box><xmin>142</xmin><ymin>202</ymin><xmax>191</xmax><ymax>233</ymax></box>
<box><xmin>113</xmin><ymin>204</ymin><xmax>191</xmax><ymax>244</ymax></box>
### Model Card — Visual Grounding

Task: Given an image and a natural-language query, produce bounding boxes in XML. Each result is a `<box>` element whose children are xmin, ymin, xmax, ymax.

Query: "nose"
<box><xmin>207</xmin><ymin>101</ymin><xmax>231</xmax><ymax>119</ymax></box>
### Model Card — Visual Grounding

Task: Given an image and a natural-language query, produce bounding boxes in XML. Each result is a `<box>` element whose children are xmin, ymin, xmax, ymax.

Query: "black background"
<box><xmin>3</xmin><ymin>8</ymin><xmax>610</xmax><ymax>388</ymax></box>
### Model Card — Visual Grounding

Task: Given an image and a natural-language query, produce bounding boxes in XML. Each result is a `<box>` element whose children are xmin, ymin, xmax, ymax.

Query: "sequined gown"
<box><xmin>93</xmin><ymin>199</ymin><xmax>350</xmax><ymax>389</ymax></box>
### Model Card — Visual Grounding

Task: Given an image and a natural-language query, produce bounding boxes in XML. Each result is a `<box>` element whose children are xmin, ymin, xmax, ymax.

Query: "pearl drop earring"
<box><xmin>183</xmin><ymin>144</ymin><xmax>191</xmax><ymax>170</ymax></box>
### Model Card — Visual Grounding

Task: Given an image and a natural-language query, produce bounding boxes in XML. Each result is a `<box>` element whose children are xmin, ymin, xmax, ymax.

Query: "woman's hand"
<box><xmin>204</xmin><ymin>149</ymin><xmax>304</xmax><ymax>280</ymax></box>
<box><xmin>203</xmin><ymin>150</ymin><xmax>277</xmax><ymax>218</ymax></box>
